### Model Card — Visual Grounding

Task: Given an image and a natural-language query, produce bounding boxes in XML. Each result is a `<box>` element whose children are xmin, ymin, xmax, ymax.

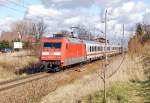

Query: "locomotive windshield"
<box><xmin>43</xmin><ymin>42</ymin><xmax>61</xmax><ymax>48</ymax></box>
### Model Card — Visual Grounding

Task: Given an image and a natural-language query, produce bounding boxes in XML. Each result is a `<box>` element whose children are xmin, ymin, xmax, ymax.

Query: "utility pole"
<box><xmin>122</xmin><ymin>24</ymin><xmax>124</xmax><ymax>56</ymax></box>
<box><xmin>104</xmin><ymin>9</ymin><xmax>107</xmax><ymax>103</ymax></box>
<box><xmin>70</xmin><ymin>26</ymin><xmax>79</xmax><ymax>38</ymax></box>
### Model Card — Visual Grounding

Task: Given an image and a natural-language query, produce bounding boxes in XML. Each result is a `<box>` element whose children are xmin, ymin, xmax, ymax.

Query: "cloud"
<box><xmin>143</xmin><ymin>12</ymin><xmax>150</xmax><ymax>24</ymax></box>
<box><xmin>41</xmin><ymin>0</ymin><xmax>95</xmax><ymax>9</ymax></box>
<box><xmin>0</xmin><ymin>0</ymin><xmax>8</xmax><ymax>5</ymax></box>
<box><xmin>26</xmin><ymin>5</ymin><xmax>62</xmax><ymax>18</ymax></box>
<box><xmin>102</xmin><ymin>0</ymin><xmax>148</xmax><ymax>40</ymax></box>
<box><xmin>25</xmin><ymin>0</ymin><xmax>149</xmax><ymax>39</ymax></box>
<box><xmin>1</xmin><ymin>0</ymin><xmax>149</xmax><ymax>44</ymax></box>
<box><xmin>0</xmin><ymin>17</ymin><xmax>15</xmax><ymax>32</ymax></box>
<box><xmin>109</xmin><ymin>1</ymin><xmax>147</xmax><ymax>22</ymax></box>
<box><xmin>0</xmin><ymin>0</ymin><xmax>21</xmax><ymax>5</ymax></box>
<box><xmin>96</xmin><ymin>0</ymin><xmax>129</xmax><ymax>8</ymax></box>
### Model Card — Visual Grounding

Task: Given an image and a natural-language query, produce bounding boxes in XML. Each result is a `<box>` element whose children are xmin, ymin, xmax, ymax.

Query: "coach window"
<box><xmin>107</xmin><ymin>47</ymin><xmax>109</xmax><ymax>51</ymax></box>
<box><xmin>90</xmin><ymin>46</ymin><xmax>91</xmax><ymax>52</ymax></box>
<box><xmin>99</xmin><ymin>46</ymin><xmax>101</xmax><ymax>51</ymax></box>
<box><xmin>92</xmin><ymin>46</ymin><xmax>94</xmax><ymax>52</ymax></box>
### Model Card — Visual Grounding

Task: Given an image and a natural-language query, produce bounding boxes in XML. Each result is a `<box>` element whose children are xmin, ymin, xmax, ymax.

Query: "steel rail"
<box><xmin>0</xmin><ymin>73</ymin><xmax>51</xmax><ymax>92</ymax></box>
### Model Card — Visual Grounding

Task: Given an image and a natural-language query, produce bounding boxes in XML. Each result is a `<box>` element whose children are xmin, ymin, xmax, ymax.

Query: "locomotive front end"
<box><xmin>40</xmin><ymin>38</ymin><xmax>65</xmax><ymax>72</ymax></box>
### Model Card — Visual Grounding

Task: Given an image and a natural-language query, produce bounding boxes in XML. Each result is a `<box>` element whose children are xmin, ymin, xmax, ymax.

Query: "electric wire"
<box><xmin>5</xmin><ymin>0</ymin><xmax>47</xmax><ymax>17</ymax></box>
<box><xmin>107</xmin><ymin>54</ymin><xmax>126</xmax><ymax>79</ymax></box>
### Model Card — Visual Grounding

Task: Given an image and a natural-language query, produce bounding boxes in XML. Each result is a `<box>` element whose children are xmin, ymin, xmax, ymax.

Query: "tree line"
<box><xmin>135</xmin><ymin>23</ymin><xmax>150</xmax><ymax>42</ymax></box>
<box><xmin>128</xmin><ymin>23</ymin><xmax>150</xmax><ymax>55</ymax></box>
<box><xmin>0</xmin><ymin>18</ymin><xmax>97</xmax><ymax>50</ymax></box>
<box><xmin>11</xmin><ymin>19</ymin><xmax>95</xmax><ymax>41</ymax></box>
<box><xmin>11</xmin><ymin>19</ymin><xmax>47</xmax><ymax>42</ymax></box>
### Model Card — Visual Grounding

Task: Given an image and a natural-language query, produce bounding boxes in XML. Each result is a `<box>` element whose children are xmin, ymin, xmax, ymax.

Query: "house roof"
<box><xmin>0</xmin><ymin>32</ymin><xmax>19</xmax><ymax>42</ymax></box>
<box><xmin>0</xmin><ymin>31</ymin><xmax>36</xmax><ymax>42</ymax></box>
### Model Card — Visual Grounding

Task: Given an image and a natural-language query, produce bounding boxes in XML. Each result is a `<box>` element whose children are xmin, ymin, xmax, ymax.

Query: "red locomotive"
<box><xmin>40</xmin><ymin>37</ymin><xmax>122</xmax><ymax>72</ymax></box>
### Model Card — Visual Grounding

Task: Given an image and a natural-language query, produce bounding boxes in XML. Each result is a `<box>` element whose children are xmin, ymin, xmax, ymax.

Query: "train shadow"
<box><xmin>15</xmin><ymin>62</ymin><xmax>45</xmax><ymax>75</ymax></box>
<box><xmin>16</xmin><ymin>54</ymin><xmax>121</xmax><ymax>75</ymax></box>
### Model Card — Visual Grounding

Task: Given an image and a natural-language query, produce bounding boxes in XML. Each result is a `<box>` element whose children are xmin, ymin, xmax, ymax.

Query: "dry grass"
<box><xmin>0</xmin><ymin>50</ymin><xmax>38</xmax><ymax>81</ymax></box>
<box><xmin>77</xmin><ymin>38</ymin><xmax>150</xmax><ymax>103</ymax></box>
<box><xmin>128</xmin><ymin>36</ymin><xmax>150</xmax><ymax>57</ymax></box>
<box><xmin>81</xmin><ymin>80</ymin><xmax>150</xmax><ymax>103</ymax></box>
<box><xmin>0</xmin><ymin>77</ymin><xmax>57</xmax><ymax>103</ymax></box>
<box><xmin>0</xmin><ymin>54</ymin><xmax>147</xmax><ymax>103</ymax></box>
<box><xmin>40</xmin><ymin>55</ymin><xmax>147</xmax><ymax>103</ymax></box>
<box><xmin>78</xmin><ymin>54</ymin><xmax>149</xmax><ymax>103</ymax></box>
<box><xmin>0</xmin><ymin>54</ymin><xmax>105</xmax><ymax>103</ymax></box>
<box><xmin>128</xmin><ymin>38</ymin><xmax>150</xmax><ymax>79</ymax></box>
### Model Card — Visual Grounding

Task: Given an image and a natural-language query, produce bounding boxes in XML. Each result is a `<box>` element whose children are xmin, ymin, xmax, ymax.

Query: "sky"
<box><xmin>0</xmin><ymin>0</ymin><xmax>150</xmax><ymax>44</ymax></box>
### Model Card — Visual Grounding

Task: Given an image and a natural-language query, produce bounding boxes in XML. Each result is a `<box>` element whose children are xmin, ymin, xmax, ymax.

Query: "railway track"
<box><xmin>0</xmin><ymin>65</ymin><xmax>82</xmax><ymax>92</ymax></box>
<box><xmin>0</xmin><ymin>55</ymin><xmax>123</xmax><ymax>93</ymax></box>
<box><xmin>0</xmin><ymin>72</ymin><xmax>51</xmax><ymax>92</ymax></box>
<box><xmin>0</xmin><ymin>60</ymin><xmax>96</xmax><ymax>92</ymax></box>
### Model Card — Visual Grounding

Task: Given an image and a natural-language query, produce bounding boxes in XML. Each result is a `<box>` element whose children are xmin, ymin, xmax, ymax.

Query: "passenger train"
<box><xmin>40</xmin><ymin>37</ymin><xmax>122</xmax><ymax>72</ymax></box>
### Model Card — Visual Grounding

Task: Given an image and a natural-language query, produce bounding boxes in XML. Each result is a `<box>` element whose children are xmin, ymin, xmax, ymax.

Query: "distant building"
<box><xmin>94</xmin><ymin>37</ymin><xmax>109</xmax><ymax>43</ymax></box>
<box><xmin>0</xmin><ymin>31</ymin><xmax>36</xmax><ymax>43</ymax></box>
<box><xmin>0</xmin><ymin>32</ymin><xmax>19</xmax><ymax>42</ymax></box>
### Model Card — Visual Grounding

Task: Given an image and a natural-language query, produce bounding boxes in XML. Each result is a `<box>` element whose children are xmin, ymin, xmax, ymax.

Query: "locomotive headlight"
<box><xmin>54</xmin><ymin>52</ymin><xmax>61</xmax><ymax>55</ymax></box>
<box><xmin>42</xmin><ymin>52</ymin><xmax>49</xmax><ymax>55</ymax></box>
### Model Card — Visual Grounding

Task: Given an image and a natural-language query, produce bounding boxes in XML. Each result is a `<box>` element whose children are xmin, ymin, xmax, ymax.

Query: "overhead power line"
<box><xmin>6</xmin><ymin>0</ymin><xmax>48</xmax><ymax>17</ymax></box>
<box><xmin>0</xmin><ymin>3</ymin><xmax>24</xmax><ymax>14</ymax></box>
<box><xmin>6</xmin><ymin>0</ymin><xmax>28</xmax><ymax>9</ymax></box>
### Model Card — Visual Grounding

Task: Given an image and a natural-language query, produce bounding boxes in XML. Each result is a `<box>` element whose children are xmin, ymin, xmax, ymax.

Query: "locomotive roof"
<box><xmin>44</xmin><ymin>37</ymin><xmax>121</xmax><ymax>47</ymax></box>
<box><xmin>68</xmin><ymin>37</ymin><xmax>104</xmax><ymax>45</ymax></box>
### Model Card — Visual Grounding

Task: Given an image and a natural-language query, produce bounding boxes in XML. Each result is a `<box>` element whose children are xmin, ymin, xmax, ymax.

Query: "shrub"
<box><xmin>106</xmin><ymin>83</ymin><xmax>129</xmax><ymax>103</ymax></box>
<box><xmin>0</xmin><ymin>40</ymin><xmax>11</xmax><ymax>49</ymax></box>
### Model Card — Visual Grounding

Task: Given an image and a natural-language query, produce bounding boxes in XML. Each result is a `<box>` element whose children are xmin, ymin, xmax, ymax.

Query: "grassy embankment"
<box><xmin>79</xmin><ymin>35</ymin><xmax>150</xmax><ymax>102</ymax></box>
<box><xmin>0</xmin><ymin>51</ymin><xmax>38</xmax><ymax>81</ymax></box>
<box><xmin>81</xmin><ymin>81</ymin><xmax>150</xmax><ymax>103</ymax></box>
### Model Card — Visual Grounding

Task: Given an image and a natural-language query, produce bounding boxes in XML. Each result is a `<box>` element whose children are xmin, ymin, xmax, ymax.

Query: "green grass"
<box><xmin>130</xmin><ymin>80</ymin><xmax>150</xmax><ymax>103</ymax></box>
<box><xmin>79</xmin><ymin>81</ymin><xmax>150</xmax><ymax>103</ymax></box>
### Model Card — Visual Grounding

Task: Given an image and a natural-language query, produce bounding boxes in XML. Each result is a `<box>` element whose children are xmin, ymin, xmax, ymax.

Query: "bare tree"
<box><xmin>11</xmin><ymin>19</ymin><xmax>47</xmax><ymax>41</ymax></box>
<box><xmin>36</xmin><ymin>20</ymin><xmax>47</xmax><ymax>39</ymax></box>
<box><xmin>59</xmin><ymin>30</ymin><xmax>71</xmax><ymax>37</ymax></box>
<box><xmin>11</xmin><ymin>20</ymin><xmax>29</xmax><ymax>38</ymax></box>
<box><xmin>77</xmin><ymin>25</ymin><xmax>94</xmax><ymax>40</ymax></box>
